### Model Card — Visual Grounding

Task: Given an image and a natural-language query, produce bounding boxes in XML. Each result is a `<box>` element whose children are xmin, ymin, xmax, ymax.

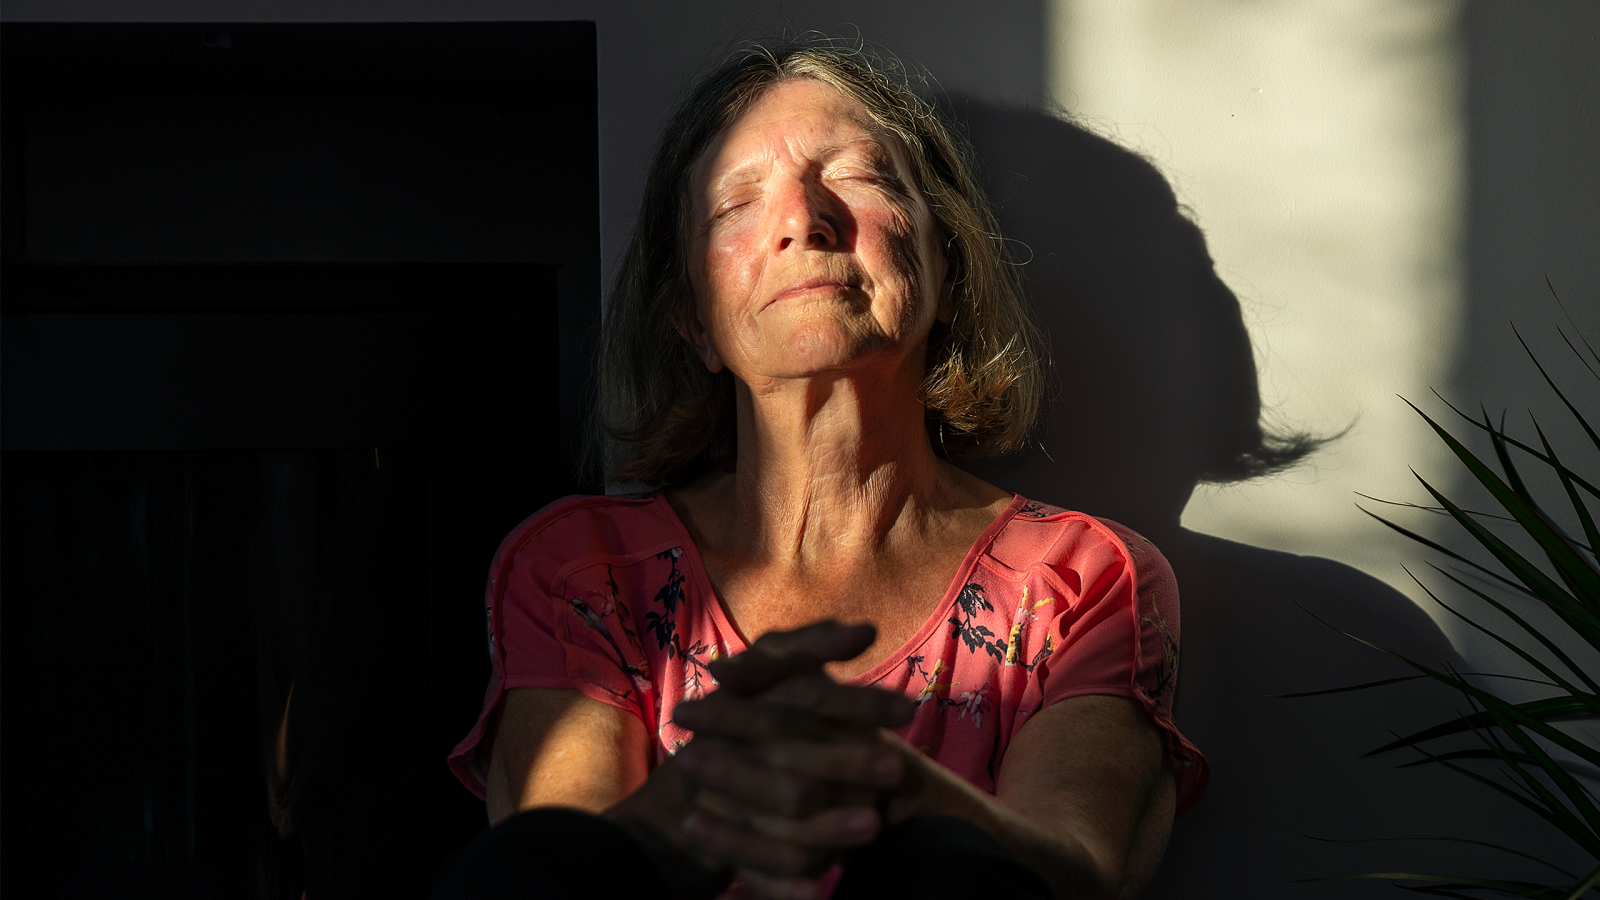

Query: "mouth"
<box><xmin>767</xmin><ymin>275</ymin><xmax>860</xmax><ymax>308</ymax></box>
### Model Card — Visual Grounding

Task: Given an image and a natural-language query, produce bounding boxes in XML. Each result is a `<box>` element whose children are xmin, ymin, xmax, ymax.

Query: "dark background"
<box><xmin>1</xmin><ymin>22</ymin><xmax>598</xmax><ymax>897</ymax></box>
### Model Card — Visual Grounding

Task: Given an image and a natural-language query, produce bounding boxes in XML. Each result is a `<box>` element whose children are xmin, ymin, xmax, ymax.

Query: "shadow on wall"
<box><xmin>954</xmin><ymin>99</ymin><xmax>1583</xmax><ymax>894</ymax></box>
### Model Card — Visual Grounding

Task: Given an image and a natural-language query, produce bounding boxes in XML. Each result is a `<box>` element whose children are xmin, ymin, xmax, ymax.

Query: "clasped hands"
<box><xmin>622</xmin><ymin>621</ymin><xmax>923</xmax><ymax>900</ymax></box>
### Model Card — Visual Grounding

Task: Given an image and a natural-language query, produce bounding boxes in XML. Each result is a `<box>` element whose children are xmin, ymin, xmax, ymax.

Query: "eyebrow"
<box><xmin>708</xmin><ymin>137</ymin><xmax>897</xmax><ymax>190</ymax></box>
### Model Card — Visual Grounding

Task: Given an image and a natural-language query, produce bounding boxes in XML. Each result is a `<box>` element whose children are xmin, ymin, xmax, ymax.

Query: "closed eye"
<box><xmin>828</xmin><ymin>164</ymin><xmax>910</xmax><ymax>198</ymax></box>
<box><xmin>711</xmin><ymin>195</ymin><xmax>758</xmax><ymax>222</ymax></box>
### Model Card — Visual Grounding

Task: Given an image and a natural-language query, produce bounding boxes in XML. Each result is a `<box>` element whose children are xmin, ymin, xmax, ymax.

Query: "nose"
<box><xmin>771</xmin><ymin>177</ymin><xmax>841</xmax><ymax>252</ymax></box>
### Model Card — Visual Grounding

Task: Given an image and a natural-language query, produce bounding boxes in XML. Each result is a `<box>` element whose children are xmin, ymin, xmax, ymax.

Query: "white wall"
<box><xmin>1055</xmin><ymin>0</ymin><xmax>1470</xmax><ymax>610</ymax></box>
<box><xmin>1051</xmin><ymin>0</ymin><xmax>1598</xmax><ymax>675</ymax></box>
<box><xmin>1033</xmin><ymin>2</ymin><xmax>1598</xmax><ymax>891</ymax></box>
<box><xmin>7</xmin><ymin>0</ymin><xmax>1596</xmax><ymax>893</ymax></box>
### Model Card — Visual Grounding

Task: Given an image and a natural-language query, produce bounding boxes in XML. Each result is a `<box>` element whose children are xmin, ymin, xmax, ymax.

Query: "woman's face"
<box><xmin>684</xmin><ymin>79</ymin><xmax>952</xmax><ymax>384</ymax></box>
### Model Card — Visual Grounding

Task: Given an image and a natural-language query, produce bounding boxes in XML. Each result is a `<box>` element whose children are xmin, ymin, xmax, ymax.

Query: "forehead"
<box><xmin>692</xmin><ymin>79</ymin><xmax>901</xmax><ymax>184</ymax></box>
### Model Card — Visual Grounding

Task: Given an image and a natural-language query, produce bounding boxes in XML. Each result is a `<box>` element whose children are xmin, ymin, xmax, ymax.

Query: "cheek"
<box><xmin>864</xmin><ymin>207</ymin><xmax>939</xmax><ymax>322</ymax></box>
<box><xmin>695</xmin><ymin>226</ymin><xmax>767</xmax><ymax>331</ymax></box>
<box><xmin>703</xmin><ymin>245</ymin><xmax>754</xmax><ymax>311</ymax></box>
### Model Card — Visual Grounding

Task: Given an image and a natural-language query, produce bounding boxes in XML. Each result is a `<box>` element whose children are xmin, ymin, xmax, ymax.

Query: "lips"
<box><xmin>767</xmin><ymin>274</ymin><xmax>860</xmax><ymax>308</ymax></box>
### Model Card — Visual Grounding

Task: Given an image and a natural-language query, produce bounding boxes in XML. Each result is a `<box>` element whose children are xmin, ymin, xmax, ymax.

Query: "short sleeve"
<box><xmin>445</xmin><ymin>497</ymin><xmax>657</xmax><ymax>800</ymax></box>
<box><xmin>1028</xmin><ymin>519</ymin><xmax>1209</xmax><ymax>815</ymax></box>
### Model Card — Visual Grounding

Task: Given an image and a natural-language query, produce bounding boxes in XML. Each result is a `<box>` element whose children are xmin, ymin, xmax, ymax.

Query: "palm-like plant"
<box><xmin>1292</xmin><ymin>302</ymin><xmax>1600</xmax><ymax>899</ymax></box>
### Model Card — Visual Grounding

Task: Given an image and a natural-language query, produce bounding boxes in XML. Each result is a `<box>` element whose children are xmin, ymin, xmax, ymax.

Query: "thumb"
<box><xmin>709</xmin><ymin>621</ymin><xmax>876</xmax><ymax>695</ymax></box>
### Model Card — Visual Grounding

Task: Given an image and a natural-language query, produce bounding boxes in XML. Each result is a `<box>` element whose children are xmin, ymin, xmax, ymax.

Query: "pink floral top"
<box><xmin>449</xmin><ymin>492</ymin><xmax>1208</xmax><ymax>815</ymax></box>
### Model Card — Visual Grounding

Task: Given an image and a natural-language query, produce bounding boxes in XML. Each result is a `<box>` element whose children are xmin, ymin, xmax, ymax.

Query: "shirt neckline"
<box><xmin>649</xmin><ymin>490</ymin><xmax>1028</xmax><ymax>686</ymax></box>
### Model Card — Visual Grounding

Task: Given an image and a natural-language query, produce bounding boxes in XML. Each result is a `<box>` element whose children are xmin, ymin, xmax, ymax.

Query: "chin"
<box><xmin>769</xmin><ymin>324</ymin><xmax>894</xmax><ymax>377</ymax></box>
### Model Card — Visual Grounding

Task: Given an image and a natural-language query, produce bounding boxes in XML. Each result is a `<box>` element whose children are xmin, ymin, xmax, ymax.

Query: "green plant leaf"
<box><xmin>1452</xmin><ymin>688</ymin><xmax>1600</xmax><ymax>849</ymax></box>
<box><xmin>1361</xmin><ymin>504</ymin><xmax>1533</xmax><ymax>598</ymax></box>
<box><xmin>1391</xmin><ymin>888</ymin><xmax>1499</xmax><ymax>900</ymax></box>
<box><xmin>1515</xmin><ymin>324</ymin><xmax>1600</xmax><ymax>456</ymax></box>
<box><xmin>1533</xmin><ymin>418</ymin><xmax>1600</xmax><ymax>567</ymax></box>
<box><xmin>1465</xmin><ymin>688</ymin><xmax>1600</xmax><ymax>839</ymax></box>
<box><xmin>1366</xmin><ymin>696</ymin><xmax>1595</xmax><ymax>756</ymax></box>
<box><xmin>1546</xmin><ymin>275</ymin><xmax>1600</xmax><ymax>375</ymax></box>
<box><xmin>1305</xmin><ymin>835</ymin><xmax>1577</xmax><ymax>879</ymax></box>
<box><xmin>1487</xmin><ymin>405</ymin><xmax>1543</xmax><ymax>514</ymax></box>
<box><xmin>1312</xmin><ymin>320</ymin><xmax>1600</xmax><ymax>895</ymax></box>
<box><xmin>1298</xmin><ymin>872</ymin><xmax>1568</xmax><ymax>897</ymax></box>
<box><xmin>1272</xmin><ymin>671</ymin><xmax>1557</xmax><ymax>699</ymax></box>
<box><xmin>1404</xmin><ymin>722</ymin><xmax>1599</xmax><ymax>856</ymax></box>
<box><xmin>1482</xmin><ymin>407</ymin><xmax>1600</xmax><ymax>597</ymax></box>
<box><xmin>1271</xmin><ymin>675</ymin><xmax>1431</xmax><ymax>698</ymax></box>
<box><xmin>1453</xmin><ymin>677</ymin><xmax>1600</xmax><ymax>782</ymax></box>
<box><xmin>1299</xmin><ymin>604</ymin><xmax>1598</xmax><ymax>767</ymax></box>
<box><xmin>1395</xmin><ymin>748</ymin><xmax>1537</xmax><ymax>768</ymax></box>
<box><xmin>1295</xmin><ymin>604</ymin><xmax>1600</xmax><ymax>855</ymax></box>
<box><xmin>1409</xmin><ymin>402</ymin><xmax>1600</xmax><ymax>608</ymax></box>
<box><xmin>1359</xmin><ymin>493</ymin><xmax>1591</xmax><ymax>548</ymax></box>
<box><xmin>1416</xmin><ymin>474</ymin><xmax>1600</xmax><ymax>647</ymax></box>
<box><xmin>1562</xmin><ymin>863</ymin><xmax>1600</xmax><ymax>900</ymax></box>
<box><xmin>1358</xmin><ymin>491</ymin><xmax>1515</xmax><ymax>521</ymax></box>
<box><xmin>1556</xmin><ymin>325</ymin><xmax>1599</xmax><ymax>384</ymax></box>
<box><xmin>1307</xmin><ymin>609</ymin><xmax>1600</xmax><ymax>851</ymax></box>
<box><xmin>1478</xmin><ymin>698</ymin><xmax>1600</xmax><ymax>841</ymax></box>
<box><xmin>1435</xmin><ymin>390</ymin><xmax>1600</xmax><ymax>502</ymax></box>
<box><xmin>1425</xmin><ymin>565</ymin><xmax>1600</xmax><ymax>700</ymax></box>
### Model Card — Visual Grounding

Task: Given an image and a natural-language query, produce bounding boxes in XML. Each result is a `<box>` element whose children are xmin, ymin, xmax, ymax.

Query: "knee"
<box><xmin>835</xmin><ymin>815</ymin><xmax>1053</xmax><ymax>900</ymax></box>
<box><xmin>433</xmin><ymin>808</ymin><xmax>661</xmax><ymax>900</ymax></box>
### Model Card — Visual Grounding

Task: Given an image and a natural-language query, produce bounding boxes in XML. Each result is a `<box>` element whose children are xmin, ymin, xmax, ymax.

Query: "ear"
<box><xmin>673</xmin><ymin>304</ymin><xmax>724</xmax><ymax>373</ymax></box>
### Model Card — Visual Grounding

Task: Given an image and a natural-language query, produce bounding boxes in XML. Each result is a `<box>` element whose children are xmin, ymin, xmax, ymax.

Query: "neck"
<box><xmin>716</xmin><ymin>364</ymin><xmax>959</xmax><ymax>566</ymax></box>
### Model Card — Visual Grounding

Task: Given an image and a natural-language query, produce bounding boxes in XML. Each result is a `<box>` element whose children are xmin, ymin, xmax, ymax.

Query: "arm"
<box><xmin>486</xmin><ymin>623</ymin><xmax>901</xmax><ymax>827</ymax></box>
<box><xmin>484</xmin><ymin>624</ymin><xmax>910</xmax><ymax>898</ymax></box>
<box><xmin>678</xmin><ymin>690</ymin><xmax>1174</xmax><ymax>900</ymax></box>
<box><xmin>486</xmin><ymin>687</ymin><xmax>734</xmax><ymax>898</ymax></box>
<box><xmin>484</xmin><ymin>687</ymin><xmax>651</xmax><ymax>825</ymax></box>
<box><xmin>670</xmin><ymin>618</ymin><xmax>1176</xmax><ymax>898</ymax></box>
<box><xmin>893</xmin><ymin>694</ymin><xmax>1175</xmax><ymax>899</ymax></box>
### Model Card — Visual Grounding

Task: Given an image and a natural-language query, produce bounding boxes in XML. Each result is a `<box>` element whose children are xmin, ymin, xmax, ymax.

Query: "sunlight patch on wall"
<box><xmin>1047</xmin><ymin>0</ymin><xmax>1466</xmax><ymax>611</ymax></box>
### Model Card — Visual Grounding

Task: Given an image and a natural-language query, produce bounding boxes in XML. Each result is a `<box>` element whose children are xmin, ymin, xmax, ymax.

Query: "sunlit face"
<box><xmin>683</xmin><ymin>79</ymin><xmax>952</xmax><ymax>384</ymax></box>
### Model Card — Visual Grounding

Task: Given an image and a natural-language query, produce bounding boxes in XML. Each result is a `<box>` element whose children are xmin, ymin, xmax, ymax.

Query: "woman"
<box><xmin>440</xmin><ymin>40</ymin><xmax>1207</xmax><ymax>900</ymax></box>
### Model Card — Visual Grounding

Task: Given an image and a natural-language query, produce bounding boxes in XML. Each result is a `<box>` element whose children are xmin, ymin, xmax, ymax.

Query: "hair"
<box><xmin>589</xmin><ymin>37</ymin><xmax>1045</xmax><ymax>485</ymax></box>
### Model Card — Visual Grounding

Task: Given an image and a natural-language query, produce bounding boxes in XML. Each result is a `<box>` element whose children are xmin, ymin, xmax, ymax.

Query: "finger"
<box><xmin>673</xmin><ymin>692</ymin><xmax>855</xmax><ymax>742</ymax></box>
<box><xmin>755</xmin><ymin>620</ymin><xmax>877</xmax><ymax>661</ymax></box>
<box><xmin>711</xmin><ymin>621</ymin><xmax>876</xmax><ymax>694</ymax></box>
<box><xmin>758</xmin><ymin>739</ymin><xmax>905</xmax><ymax>788</ymax></box>
<box><xmin>680</xmin><ymin>810</ymin><xmax>825</xmax><ymax>878</ymax></box>
<box><xmin>677</xmin><ymin>742</ymin><xmax>829</xmax><ymax>817</ymax></box>
<box><xmin>689</xmin><ymin>765</ymin><xmax>878</xmax><ymax>822</ymax></box>
<box><xmin>759</xmin><ymin>674</ymin><xmax>917</xmax><ymax>728</ymax></box>
<box><xmin>737</xmin><ymin>867</ymin><xmax>830</xmax><ymax>900</ymax></box>
<box><xmin>743</xmin><ymin>804</ymin><xmax>881</xmax><ymax>847</ymax></box>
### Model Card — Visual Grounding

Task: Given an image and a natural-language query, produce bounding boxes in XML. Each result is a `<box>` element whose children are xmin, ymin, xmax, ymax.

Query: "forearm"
<box><xmin>603</xmin><ymin>759</ymin><xmax>736</xmax><ymax>900</ymax></box>
<box><xmin>886</xmin><ymin>739</ymin><xmax>1114</xmax><ymax>900</ymax></box>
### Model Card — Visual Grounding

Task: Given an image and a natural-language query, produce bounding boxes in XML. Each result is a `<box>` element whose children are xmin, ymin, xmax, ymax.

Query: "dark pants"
<box><xmin>435</xmin><ymin>807</ymin><xmax>1054</xmax><ymax>899</ymax></box>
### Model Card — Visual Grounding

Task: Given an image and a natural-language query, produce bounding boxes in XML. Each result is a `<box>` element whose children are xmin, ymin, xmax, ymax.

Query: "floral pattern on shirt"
<box><xmin>450</xmin><ymin>492</ymin><xmax>1209</xmax><ymax>817</ymax></box>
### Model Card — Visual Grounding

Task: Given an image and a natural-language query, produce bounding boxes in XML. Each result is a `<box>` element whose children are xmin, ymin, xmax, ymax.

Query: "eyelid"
<box><xmin>711</xmin><ymin>192</ymin><xmax>756</xmax><ymax>221</ymax></box>
<box><xmin>826</xmin><ymin>157</ymin><xmax>884</xmax><ymax>177</ymax></box>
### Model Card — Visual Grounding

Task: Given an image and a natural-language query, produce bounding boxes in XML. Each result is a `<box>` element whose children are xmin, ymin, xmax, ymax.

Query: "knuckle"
<box><xmin>752</xmin><ymin>705</ymin><xmax>799</xmax><ymax>740</ymax></box>
<box><xmin>764</xmin><ymin>738</ymin><xmax>825</xmax><ymax>774</ymax></box>
<box><xmin>695</xmin><ymin>788</ymin><xmax>739</xmax><ymax>819</ymax></box>
<box><xmin>792</xmin><ymin>778</ymin><xmax>829</xmax><ymax>816</ymax></box>
<box><xmin>766</xmin><ymin>842</ymin><xmax>811</xmax><ymax>877</ymax></box>
<box><xmin>769</xmin><ymin>774</ymin><xmax>809</xmax><ymax>816</ymax></box>
<box><xmin>838</xmin><ymin>743</ymin><xmax>876</xmax><ymax>774</ymax></box>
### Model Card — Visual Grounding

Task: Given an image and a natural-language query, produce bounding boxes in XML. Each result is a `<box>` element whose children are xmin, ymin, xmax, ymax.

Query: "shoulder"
<box><xmin>491</xmin><ymin>491</ymin><xmax>684</xmax><ymax>572</ymax></box>
<box><xmin>985</xmin><ymin>498</ymin><xmax>1175</xmax><ymax>590</ymax></box>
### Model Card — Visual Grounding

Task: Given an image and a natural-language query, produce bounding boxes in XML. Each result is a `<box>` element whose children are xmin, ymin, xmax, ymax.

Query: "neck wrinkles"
<box><xmin>724</xmin><ymin>365</ymin><xmax>952</xmax><ymax>566</ymax></box>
